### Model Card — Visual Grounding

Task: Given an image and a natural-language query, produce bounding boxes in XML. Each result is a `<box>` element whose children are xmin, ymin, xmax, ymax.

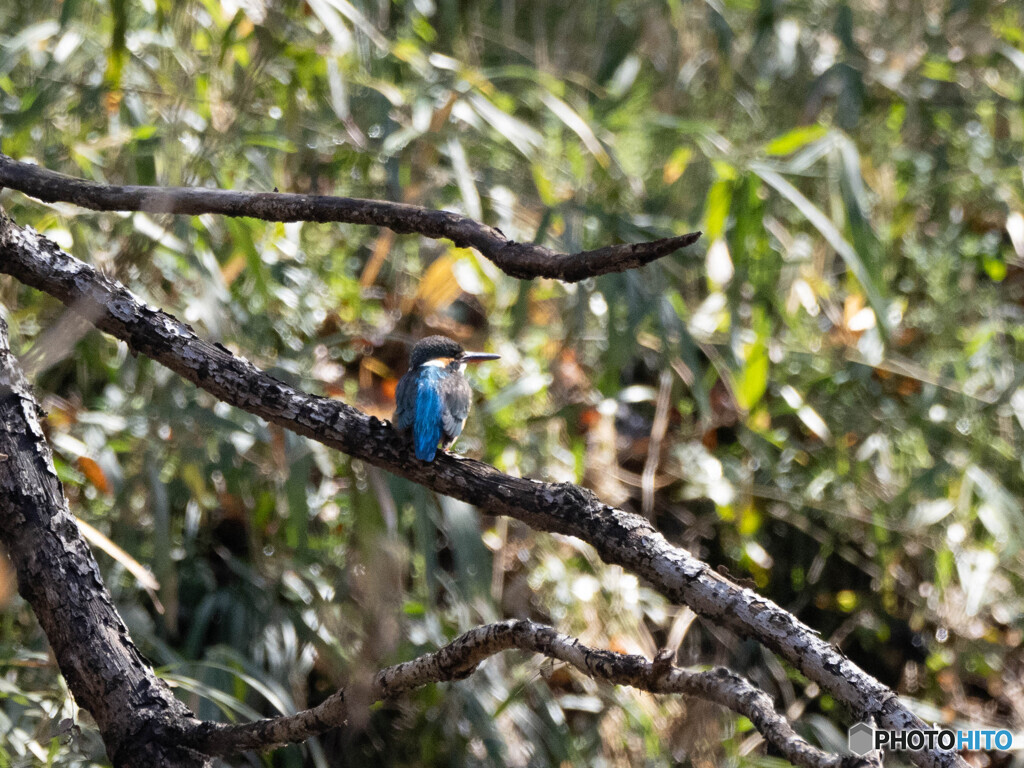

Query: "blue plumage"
<box><xmin>393</xmin><ymin>336</ymin><xmax>499</xmax><ymax>462</ymax></box>
<box><xmin>413</xmin><ymin>366</ymin><xmax>445</xmax><ymax>461</ymax></box>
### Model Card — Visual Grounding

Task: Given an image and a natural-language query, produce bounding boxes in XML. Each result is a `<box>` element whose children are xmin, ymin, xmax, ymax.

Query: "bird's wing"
<box><xmin>394</xmin><ymin>370</ymin><xmax>417</xmax><ymax>431</ymax></box>
<box><xmin>413</xmin><ymin>368</ymin><xmax>444</xmax><ymax>461</ymax></box>
<box><xmin>440</xmin><ymin>375</ymin><xmax>471</xmax><ymax>444</ymax></box>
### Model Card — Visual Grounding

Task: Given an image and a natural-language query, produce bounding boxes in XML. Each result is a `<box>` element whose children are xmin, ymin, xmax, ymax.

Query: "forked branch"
<box><xmin>184</xmin><ymin>620</ymin><xmax>851</xmax><ymax>768</ymax></box>
<box><xmin>0</xmin><ymin>208</ymin><xmax>961</xmax><ymax>768</ymax></box>
<box><xmin>1</xmin><ymin>288</ymin><xmax>845</xmax><ymax>768</ymax></box>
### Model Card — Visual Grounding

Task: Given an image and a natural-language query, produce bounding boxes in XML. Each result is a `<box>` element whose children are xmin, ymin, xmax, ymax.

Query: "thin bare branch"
<box><xmin>0</xmin><ymin>209</ymin><xmax>966</xmax><ymax>768</ymax></box>
<box><xmin>183</xmin><ymin>619</ymin><xmax>845</xmax><ymax>768</ymax></box>
<box><xmin>0</xmin><ymin>153</ymin><xmax>701</xmax><ymax>282</ymax></box>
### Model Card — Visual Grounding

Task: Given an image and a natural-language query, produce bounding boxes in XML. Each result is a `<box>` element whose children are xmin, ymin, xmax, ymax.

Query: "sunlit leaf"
<box><xmin>76</xmin><ymin>456</ymin><xmax>111</xmax><ymax>495</ymax></box>
<box><xmin>763</xmin><ymin>125</ymin><xmax>828</xmax><ymax>156</ymax></box>
<box><xmin>540</xmin><ymin>92</ymin><xmax>610</xmax><ymax>168</ymax></box>
<box><xmin>750</xmin><ymin>162</ymin><xmax>889</xmax><ymax>338</ymax></box>
<box><xmin>703</xmin><ymin>179</ymin><xmax>732</xmax><ymax>240</ymax></box>
<box><xmin>467</xmin><ymin>93</ymin><xmax>543</xmax><ymax>158</ymax></box>
<box><xmin>732</xmin><ymin>311</ymin><xmax>769</xmax><ymax>411</ymax></box>
<box><xmin>662</xmin><ymin>146</ymin><xmax>693</xmax><ymax>184</ymax></box>
<box><xmin>906</xmin><ymin>499</ymin><xmax>955</xmax><ymax>529</ymax></box>
<box><xmin>76</xmin><ymin>517</ymin><xmax>163</xmax><ymax>614</ymax></box>
<box><xmin>733</xmin><ymin>346</ymin><xmax>767</xmax><ymax>412</ymax></box>
<box><xmin>446</xmin><ymin>137</ymin><xmax>482</xmax><ymax>220</ymax></box>
<box><xmin>417</xmin><ymin>251</ymin><xmax>464</xmax><ymax>314</ymax></box>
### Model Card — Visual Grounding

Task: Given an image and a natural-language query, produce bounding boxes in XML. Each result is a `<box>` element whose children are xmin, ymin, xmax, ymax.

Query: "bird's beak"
<box><xmin>461</xmin><ymin>352</ymin><xmax>500</xmax><ymax>364</ymax></box>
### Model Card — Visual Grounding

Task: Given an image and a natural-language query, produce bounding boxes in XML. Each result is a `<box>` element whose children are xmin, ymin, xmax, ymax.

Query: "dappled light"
<box><xmin>0</xmin><ymin>1</ymin><xmax>1022</xmax><ymax>766</ymax></box>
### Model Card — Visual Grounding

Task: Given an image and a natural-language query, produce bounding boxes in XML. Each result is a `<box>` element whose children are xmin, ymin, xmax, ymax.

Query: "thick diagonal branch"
<box><xmin>0</xmin><ymin>211</ymin><xmax>964</xmax><ymax>768</ymax></box>
<box><xmin>184</xmin><ymin>620</ymin><xmax>855</xmax><ymax>768</ymax></box>
<box><xmin>0</xmin><ymin>153</ymin><xmax>700</xmax><ymax>282</ymax></box>
<box><xmin>0</xmin><ymin>309</ymin><xmax>833</xmax><ymax>768</ymax></box>
<box><xmin>0</xmin><ymin>336</ymin><xmax>863</xmax><ymax>768</ymax></box>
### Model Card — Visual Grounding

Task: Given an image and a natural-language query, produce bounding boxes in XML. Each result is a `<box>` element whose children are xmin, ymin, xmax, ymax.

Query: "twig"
<box><xmin>0</xmin><ymin>209</ymin><xmax>965</xmax><ymax>768</ymax></box>
<box><xmin>182</xmin><ymin>619</ymin><xmax>844</xmax><ymax>768</ymax></box>
<box><xmin>0</xmin><ymin>153</ymin><xmax>700</xmax><ymax>282</ymax></box>
<box><xmin>642</xmin><ymin>369</ymin><xmax>673</xmax><ymax>516</ymax></box>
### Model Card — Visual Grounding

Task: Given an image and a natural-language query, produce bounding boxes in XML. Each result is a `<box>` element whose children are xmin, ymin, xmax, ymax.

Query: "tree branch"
<box><xmin>0</xmin><ymin>337</ymin><xmax>865</xmax><ymax>768</ymax></box>
<box><xmin>0</xmin><ymin>315</ymin><xmax>209</xmax><ymax>768</ymax></box>
<box><xmin>0</xmin><ymin>153</ymin><xmax>701</xmax><ymax>282</ymax></box>
<box><xmin>0</xmin><ymin>277</ymin><xmax>848</xmax><ymax>768</ymax></box>
<box><xmin>0</xmin><ymin>209</ymin><xmax>964</xmax><ymax>768</ymax></box>
<box><xmin>181</xmin><ymin>619</ymin><xmax>857</xmax><ymax>768</ymax></box>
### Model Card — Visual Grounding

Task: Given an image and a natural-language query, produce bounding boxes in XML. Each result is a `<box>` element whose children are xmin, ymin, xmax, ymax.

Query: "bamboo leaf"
<box><xmin>763</xmin><ymin>125</ymin><xmax>828</xmax><ymax>156</ymax></box>
<box><xmin>750</xmin><ymin>162</ymin><xmax>889</xmax><ymax>338</ymax></box>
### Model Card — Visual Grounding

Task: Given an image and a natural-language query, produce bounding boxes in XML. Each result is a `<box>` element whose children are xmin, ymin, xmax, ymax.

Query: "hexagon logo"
<box><xmin>848</xmin><ymin>722</ymin><xmax>875</xmax><ymax>756</ymax></box>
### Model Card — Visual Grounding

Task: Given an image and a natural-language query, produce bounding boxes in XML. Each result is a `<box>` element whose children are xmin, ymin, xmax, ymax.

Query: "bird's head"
<box><xmin>408</xmin><ymin>335</ymin><xmax>500</xmax><ymax>370</ymax></box>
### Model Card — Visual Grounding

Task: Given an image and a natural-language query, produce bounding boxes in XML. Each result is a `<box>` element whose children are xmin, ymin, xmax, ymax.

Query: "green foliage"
<box><xmin>2</xmin><ymin>0</ymin><xmax>1023</xmax><ymax>765</ymax></box>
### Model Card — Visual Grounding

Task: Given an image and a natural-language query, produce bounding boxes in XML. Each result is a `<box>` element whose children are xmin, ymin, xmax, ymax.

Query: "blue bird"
<box><xmin>394</xmin><ymin>336</ymin><xmax>499</xmax><ymax>462</ymax></box>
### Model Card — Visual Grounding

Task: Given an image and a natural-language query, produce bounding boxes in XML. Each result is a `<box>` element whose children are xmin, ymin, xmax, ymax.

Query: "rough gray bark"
<box><xmin>0</xmin><ymin>153</ymin><xmax>701</xmax><ymax>282</ymax></box>
<box><xmin>0</xmin><ymin>208</ymin><xmax>964</xmax><ymax>768</ymax></box>
<box><xmin>184</xmin><ymin>619</ymin><xmax>875</xmax><ymax>768</ymax></box>
<box><xmin>0</xmin><ymin>288</ymin><xmax>853</xmax><ymax>768</ymax></box>
<box><xmin>0</xmin><ymin>315</ymin><xmax>209</xmax><ymax>768</ymax></box>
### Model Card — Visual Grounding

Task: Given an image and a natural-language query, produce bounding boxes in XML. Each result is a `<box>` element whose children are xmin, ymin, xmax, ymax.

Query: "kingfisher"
<box><xmin>393</xmin><ymin>336</ymin><xmax>500</xmax><ymax>462</ymax></box>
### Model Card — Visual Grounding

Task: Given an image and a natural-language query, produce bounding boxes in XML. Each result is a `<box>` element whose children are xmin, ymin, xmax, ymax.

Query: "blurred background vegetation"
<box><xmin>1</xmin><ymin>0</ymin><xmax>1023</xmax><ymax>766</ymax></box>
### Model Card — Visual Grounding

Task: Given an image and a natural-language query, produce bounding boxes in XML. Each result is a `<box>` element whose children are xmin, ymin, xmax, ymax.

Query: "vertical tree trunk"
<box><xmin>0</xmin><ymin>313</ymin><xmax>209</xmax><ymax>767</ymax></box>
